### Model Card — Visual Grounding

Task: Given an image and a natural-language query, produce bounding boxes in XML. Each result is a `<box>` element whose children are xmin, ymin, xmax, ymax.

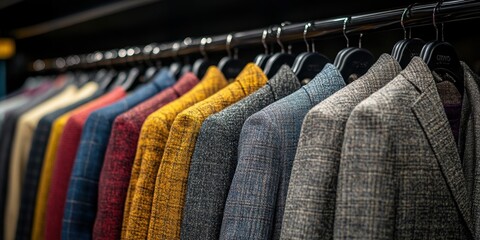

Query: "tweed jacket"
<box><xmin>93</xmin><ymin>73</ymin><xmax>198</xmax><ymax>240</ymax></box>
<box><xmin>4</xmin><ymin>85</ymin><xmax>78</xmax><ymax>240</ymax></box>
<box><xmin>61</xmin><ymin>69</ymin><xmax>174</xmax><ymax>240</ymax></box>
<box><xmin>0</xmin><ymin>83</ymin><xmax>64</xmax><ymax>238</ymax></box>
<box><xmin>147</xmin><ymin>63</ymin><xmax>267</xmax><ymax>240</ymax></box>
<box><xmin>281</xmin><ymin>54</ymin><xmax>401</xmax><ymax>239</ymax></box>
<box><xmin>181</xmin><ymin>65</ymin><xmax>301</xmax><ymax>240</ymax></box>
<box><xmin>16</xmin><ymin>82</ymin><xmax>99</xmax><ymax>240</ymax></box>
<box><xmin>220</xmin><ymin>64</ymin><xmax>345</xmax><ymax>240</ymax></box>
<box><xmin>122</xmin><ymin>67</ymin><xmax>227</xmax><ymax>240</ymax></box>
<box><xmin>45</xmin><ymin>88</ymin><xmax>126</xmax><ymax>240</ymax></box>
<box><xmin>32</xmin><ymin>111</ymin><xmax>80</xmax><ymax>240</ymax></box>
<box><xmin>333</xmin><ymin>57</ymin><xmax>478</xmax><ymax>239</ymax></box>
<box><xmin>460</xmin><ymin>62</ymin><xmax>480</xmax><ymax>240</ymax></box>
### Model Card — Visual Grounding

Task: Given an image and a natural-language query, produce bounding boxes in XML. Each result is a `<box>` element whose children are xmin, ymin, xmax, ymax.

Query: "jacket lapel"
<box><xmin>407</xmin><ymin>58</ymin><xmax>473</xmax><ymax>234</ymax></box>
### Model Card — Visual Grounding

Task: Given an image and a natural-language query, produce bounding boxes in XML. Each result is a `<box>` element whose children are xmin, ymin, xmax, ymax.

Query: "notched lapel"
<box><xmin>412</xmin><ymin>83</ymin><xmax>473</xmax><ymax>234</ymax></box>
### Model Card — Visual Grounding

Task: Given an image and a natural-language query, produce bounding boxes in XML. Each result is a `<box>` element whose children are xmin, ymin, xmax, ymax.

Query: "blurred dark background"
<box><xmin>1</xmin><ymin>0</ymin><xmax>479</xmax><ymax>93</ymax></box>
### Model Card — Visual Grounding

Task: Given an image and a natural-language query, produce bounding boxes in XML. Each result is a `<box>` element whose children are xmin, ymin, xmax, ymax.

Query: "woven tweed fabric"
<box><xmin>147</xmin><ymin>63</ymin><xmax>267</xmax><ymax>240</ymax></box>
<box><xmin>458</xmin><ymin>62</ymin><xmax>480</xmax><ymax>240</ymax></box>
<box><xmin>181</xmin><ymin>65</ymin><xmax>301</xmax><ymax>240</ymax></box>
<box><xmin>16</xmin><ymin>82</ymin><xmax>100</xmax><ymax>240</ymax></box>
<box><xmin>4</xmin><ymin>85</ymin><xmax>78</xmax><ymax>240</ymax></box>
<box><xmin>220</xmin><ymin>64</ymin><xmax>345</xmax><ymax>240</ymax></box>
<box><xmin>333</xmin><ymin>57</ymin><xmax>475</xmax><ymax>239</ymax></box>
<box><xmin>32</xmin><ymin>87</ymin><xmax>102</xmax><ymax>240</ymax></box>
<box><xmin>280</xmin><ymin>54</ymin><xmax>401</xmax><ymax>240</ymax></box>
<box><xmin>61</xmin><ymin>70</ymin><xmax>175</xmax><ymax>240</ymax></box>
<box><xmin>45</xmin><ymin>88</ymin><xmax>126</xmax><ymax>240</ymax></box>
<box><xmin>93</xmin><ymin>73</ymin><xmax>198</xmax><ymax>240</ymax></box>
<box><xmin>0</xmin><ymin>83</ymin><xmax>64</xmax><ymax>239</ymax></box>
<box><xmin>121</xmin><ymin>67</ymin><xmax>227</xmax><ymax>240</ymax></box>
<box><xmin>32</xmin><ymin>113</ymin><xmax>74</xmax><ymax>240</ymax></box>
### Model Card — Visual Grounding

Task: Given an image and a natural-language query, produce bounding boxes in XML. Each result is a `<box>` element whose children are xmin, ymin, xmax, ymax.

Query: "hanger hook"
<box><xmin>172</xmin><ymin>42</ymin><xmax>180</xmax><ymax>60</ymax></box>
<box><xmin>226</xmin><ymin>33</ymin><xmax>233</xmax><ymax>57</ymax></box>
<box><xmin>303</xmin><ymin>23</ymin><xmax>311</xmax><ymax>53</ymax></box>
<box><xmin>343</xmin><ymin>17</ymin><xmax>351</xmax><ymax>48</ymax></box>
<box><xmin>401</xmin><ymin>3</ymin><xmax>417</xmax><ymax>39</ymax></box>
<box><xmin>262</xmin><ymin>29</ymin><xmax>269</xmax><ymax>55</ymax></box>
<box><xmin>276</xmin><ymin>26</ymin><xmax>285</xmax><ymax>53</ymax></box>
<box><xmin>433</xmin><ymin>0</ymin><xmax>444</xmax><ymax>41</ymax></box>
<box><xmin>200</xmin><ymin>37</ymin><xmax>211</xmax><ymax>60</ymax></box>
<box><xmin>359</xmin><ymin>33</ymin><xmax>363</xmax><ymax>48</ymax></box>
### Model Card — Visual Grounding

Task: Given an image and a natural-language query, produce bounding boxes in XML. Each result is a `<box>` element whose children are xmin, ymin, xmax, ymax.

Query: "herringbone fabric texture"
<box><xmin>45</xmin><ymin>88</ymin><xmax>126</xmax><ymax>240</ymax></box>
<box><xmin>93</xmin><ymin>73</ymin><xmax>198</xmax><ymax>240</ymax></box>
<box><xmin>280</xmin><ymin>54</ymin><xmax>401</xmax><ymax>239</ymax></box>
<box><xmin>333</xmin><ymin>57</ymin><xmax>476</xmax><ymax>239</ymax></box>
<box><xmin>181</xmin><ymin>65</ymin><xmax>301</xmax><ymax>240</ymax></box>
<box><xmin>121</xmin><ymin>67</ymin><xmax>227</xmax><ymax>240</ymax></box>
<box><xmin>220</xmin><ymin>64</ymin><xmax>345</xmax><ymax>240</ymax></box>
<box><xmin>147</xmin><ymin>63</ymin><xmax>267</xmax><ymax>240</ymax></box>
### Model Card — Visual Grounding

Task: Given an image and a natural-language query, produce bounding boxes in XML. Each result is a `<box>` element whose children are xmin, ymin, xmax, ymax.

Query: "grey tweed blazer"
<box><xmin>460</xmin><ymin>60</ymin><xmax>480</xmax><ymax>240</ymax></box>
<box><xmin>220</xmin><ymin>64</ymin><xmax>345</xmax><ymax>240</ymax></box>
<box><xmin>180</xmin><ymin>65</ymin><xmax>301</xmax><ymax>240</ymax></box>
<box><xmin>333</xmin><ymin>57</ymin><xmax>478</xmax><ymax>239</ymax></box>
<box><xmin>281</xmin><ymin>54</ymin><xmax>401</xmax><ymax>240</ymax></box>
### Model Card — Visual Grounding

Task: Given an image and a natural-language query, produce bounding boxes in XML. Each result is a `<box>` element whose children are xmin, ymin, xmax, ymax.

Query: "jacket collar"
<box><xmin>406</xmin><ymin>57</ymin><xmax>473</xmax><ymax>234</ymax></box>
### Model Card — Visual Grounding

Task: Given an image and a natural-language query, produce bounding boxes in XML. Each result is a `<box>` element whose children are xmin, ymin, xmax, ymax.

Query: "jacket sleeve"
<box><xmin>281</xmin><ymin>108</ymin><xmax>345</xmax><ymax>240</ymax></box>
<box><xmin>220</xmin><ymin>111</ymin><xmax>281</xmax><ymax>240</ymax></box>
<box><xmin>333</xmin><ymin>99</ymin><xmax>396</xmax><ymax>240</ymax></box>
<box><xmin>181</xmin><ymin>116</ymin><xmax>234</xmax><ymax>240</ymax></box>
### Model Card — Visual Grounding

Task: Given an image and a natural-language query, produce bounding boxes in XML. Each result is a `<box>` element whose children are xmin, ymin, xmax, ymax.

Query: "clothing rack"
<box><xmin>31</xmin><ymin>0</ymin><xmax>480</xmax><ymax>72</ymax></box>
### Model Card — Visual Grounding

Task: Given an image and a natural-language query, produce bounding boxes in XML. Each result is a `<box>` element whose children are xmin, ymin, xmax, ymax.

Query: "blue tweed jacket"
<box><xmin>220</xmin><ymin>64</ymin><xmax>345</xmax><ymax>240</ymax></box>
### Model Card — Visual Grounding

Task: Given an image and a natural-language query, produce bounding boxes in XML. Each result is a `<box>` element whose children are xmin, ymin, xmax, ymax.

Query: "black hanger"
<box><xmin>193</xmin><ymin>37</ymin><xmax>215</xmax><ymax>79</ymax></box>
<box><xmin>169</xmin><ymin>42</ymin><xmax>183</xmax><ymax>80</ymax></box>
<box><xmin>391</xmin><ymin>5</ymin><xmax>412</xmax><ymax>59</ymax></box>
<box><xmin>179</xmin><ymin>38</ymin><xmax>193</xmax><ymax>77</ymax></box>
<box><xmin>292</xmin><ymin>22</ymin><xmax>330</xmax><ymax>83</ymax></box>
<box><xmin>392</xmin><ymin>4</ymin><xmax>425</xmax><ymax>68</ymax></box>
<box><xmin>98</xmin><ymin>69</ymin><xmax>117</xmax><ymax>91</ymax></box>
<box><xmin>105</xmin><ymin>49</ymin><xmax>128</xmax><ymax>91</ymax></box>
<box><xmin>218</xmin><ymin>33</ymin><xmax>247</xmax><ymax>80</ymax></box>
<box><xmin>74</xmin><ymin>71</ymin><xmax>90</xmax><ymax>87</ymax></box>
<box><xmin>263</xmin><ymin>24</ymin><xmax>295</xmax><ymax>78</ymax></box>
<box><xmin>96</xmin><ymin>50</ymin><xmax>119</xmax><ymax>91</ymax></box>
<box><xmin>71</xmin><ymin>54</ymin><xmax>95</xmax><ymax>87</ymax></box>
<box><xmin>139</xmin><ymin>43</ymin><xmax>159</xmax><ymax>83</ymax></box>
<box><xmin>119</xmin><ymin>66</ymin><xmax>142</xmax><ymax>91</ymax></box>
<box><xmin>253</xmin><ymin>29</ymin><xmax>273</xmax><ymax>70</ymax></box>
<box><xmin>181</xmin><ymin>58</ymin><xmax>192</xmax><ymax>76</ymax></box>
<box><xmin>105</xmin><ymin>48</ymin><xmax>141</xmax><ymax>91</ymax></box>
<box><xmin>334</xmin><ymin>17</ymin><xmax>375</xmax><ymax>83</ymax></box>
<box><xmin>121</xmin><ymin>47</ymin><xmax>149</xmax><ymax>91</ymax></box>
<box><xmin>420</xmin><ymin>1</ymin><xmax>464</xmax><ymax>95</ymax></box>
<box><xmin>91</xmin><ymin>69</ymin><xmax>107</xmax><ymax>85</ymax></box>
<box><xmin>107</xmin><ymin>70</ymin><xmax>128</xmax><ymax>91</ymax></box>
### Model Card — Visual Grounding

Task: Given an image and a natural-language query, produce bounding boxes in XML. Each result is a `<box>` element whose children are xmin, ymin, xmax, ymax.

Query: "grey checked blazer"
<box><xmin>220</xmin><ymin>64</ymin><xmax>345</xmax><ymax>240</ymax></box>
<box><xmin>281</xmin><ymin>54</ymin><xmax>401</xmax><ymax>240</ymax></box>
<box><xmin>461</xmin><ymin>61</ymin><xmax>480</xmax><ymax>240</ymax></box>
<box><xmin>181</xmin><ymin>65</ymin><xmax>301</xmax><ymax>240</ymax></box>
<box><xmin>333</xmin><ymin>57</ymin><xmax>478</xmax><ymax>239</ymax></box>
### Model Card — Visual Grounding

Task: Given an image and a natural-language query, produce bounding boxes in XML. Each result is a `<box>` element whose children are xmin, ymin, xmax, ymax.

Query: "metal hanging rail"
<box><xmin>31</xmin><ymin>0</ymin><xmax>480</xmax><ymax>72</ymax></box>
